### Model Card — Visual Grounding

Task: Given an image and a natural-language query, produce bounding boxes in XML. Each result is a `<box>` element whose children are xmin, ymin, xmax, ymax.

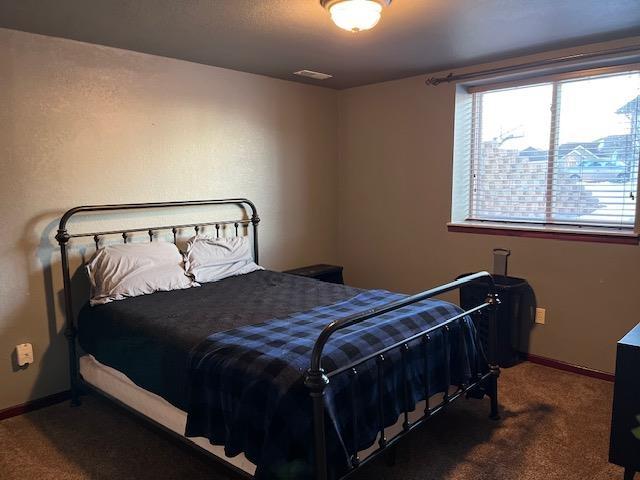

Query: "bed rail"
<box><xmin>55</xmin><ymin>198</ymin><xmax>259</xmax><ymax>406</ymax></box>
<box><xmin>305</xmin><ymin>271</ymin><xmax>500</xmax><ymax>480</ymax></box>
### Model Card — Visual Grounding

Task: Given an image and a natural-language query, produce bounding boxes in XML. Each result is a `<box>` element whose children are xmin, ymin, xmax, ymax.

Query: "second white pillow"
<box><xmin>184</xmin><ymin>235</ymin><xmax>262</xmax><ymax>284</ymax></box>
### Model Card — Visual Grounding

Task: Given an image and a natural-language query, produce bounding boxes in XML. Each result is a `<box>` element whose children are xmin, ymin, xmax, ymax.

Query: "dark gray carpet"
<box><xmin>0</xmin><ymin>362</ymin><xmax>625</xmax><ymax>479</ymax></box>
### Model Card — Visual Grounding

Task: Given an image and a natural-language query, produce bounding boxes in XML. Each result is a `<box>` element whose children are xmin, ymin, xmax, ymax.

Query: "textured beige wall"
<box><xmin>0</xmin><ymin>28</ymin><xmax>340</xmax><ymax>410</ymax></box>
<box><xmin>337</xmin><ymin>37</ymin><xmax>640</xmax><ymax>375</ymax></box>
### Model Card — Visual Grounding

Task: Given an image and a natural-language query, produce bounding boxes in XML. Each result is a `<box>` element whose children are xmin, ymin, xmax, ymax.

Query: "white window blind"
<box><xmin>459</xmin><ymin>69</ymin><xmax>640</xmax><ymax>231</ymax></box>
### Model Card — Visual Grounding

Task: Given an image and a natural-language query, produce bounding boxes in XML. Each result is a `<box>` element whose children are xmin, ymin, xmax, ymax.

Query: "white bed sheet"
<box><xmin>79</xmin><ymin>354</ymin><xmax>257</xmax><ymax>474</ymax></box>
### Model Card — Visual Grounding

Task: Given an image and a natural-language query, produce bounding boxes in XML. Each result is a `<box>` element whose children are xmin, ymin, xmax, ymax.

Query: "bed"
<box><xmin>55</xmin><ymin>198</ymin><xmax>501</xmax><ymax>480</ymax></box>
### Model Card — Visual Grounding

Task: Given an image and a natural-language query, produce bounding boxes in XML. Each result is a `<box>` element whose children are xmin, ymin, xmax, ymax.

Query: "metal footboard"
<box><xmin>305</xmin><ymin>271</ymin><xmax>500</xmax><ymax>480</ymax></box>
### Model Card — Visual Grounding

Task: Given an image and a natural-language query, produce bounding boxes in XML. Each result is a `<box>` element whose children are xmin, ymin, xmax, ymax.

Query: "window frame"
<box><xmin>449</xmin><ymin>63</ymin><xmax>640</xmax><ymax>244</ymax></box>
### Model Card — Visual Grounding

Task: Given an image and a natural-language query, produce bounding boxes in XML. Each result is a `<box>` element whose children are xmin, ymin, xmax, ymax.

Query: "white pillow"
<box><xmin>86</xmin><ymin>242</ymin><xmax>196</xmax><ymax>306</ymax></box>
<box><xmin>184</xmin><ymin>235</ymin><xmax>262</xmax><ymax>284</ymax></box>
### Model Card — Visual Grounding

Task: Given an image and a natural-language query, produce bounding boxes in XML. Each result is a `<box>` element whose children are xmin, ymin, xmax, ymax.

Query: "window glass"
<box><xmin>473</xmin><ymin>84</ymin><xmax>552</xmax><ymax>222</ymax></box>
<box><xmin>552</xmin><ymin>72</ymin><xmax>639</xmax><ymax>226</ymax></box>
<box><xmin>461</xmin><ymin>69</ymin><xmax>640</xmax><ymax>231</ymax></box>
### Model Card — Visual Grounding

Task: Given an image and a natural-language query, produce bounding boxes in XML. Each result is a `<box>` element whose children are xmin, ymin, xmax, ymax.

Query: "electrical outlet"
<box><xmin>535</xmin><ymin>308</ymin><xmax>546</xmax><ymax>325</ymax></box>
<box><xmin>16</xmin><ymin>343</ymin><xmax>34</xmax><ymax>366</ymax></box>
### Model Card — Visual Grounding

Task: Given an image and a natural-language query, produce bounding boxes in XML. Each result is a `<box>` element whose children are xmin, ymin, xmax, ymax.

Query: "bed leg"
<box><xmin>65</xmin><ymin>326</ymin><xmax>81</xmax><ymax>407</ymax></box>
<box><xmin>305</xmin><ymin>369</ymin><xmax>329</xmax><ymax>480</ymax></box>
<box><xmin>488</xmin><ymin>365</ymin><xmax>500</xmax><ymax>420</ymax></box>
<box><xmin>485</xmin><ymin>290</ymin><xmax>501</xmax><ymax>421</ymax></box>
<box><xmin>70</xmin><ymin>382</ymin><xmax>82</xmax><ymax>407</ymax></box>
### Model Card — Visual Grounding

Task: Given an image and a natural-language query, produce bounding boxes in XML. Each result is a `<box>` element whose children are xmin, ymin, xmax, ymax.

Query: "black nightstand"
<box><xmin>610</xmin><ymin>323</ymin><xmax>640</xmax><ymax>480</ymax></box>
<box><xmin>283</xmin><ymin>264</ymin><xmax>344</xmax><ymax>285</ymax></box>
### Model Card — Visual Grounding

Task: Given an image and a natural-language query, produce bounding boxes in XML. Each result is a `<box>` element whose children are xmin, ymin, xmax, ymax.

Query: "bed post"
<box><xmin>55</xmin><ymin>227</ymin><xmax>81</xmax><ymax>406</ymax></box>
<box><xmin>250</xmin><ymin>210</ymin><xmax>260</xmax><ymax>264</ymax></box>
<box><xmin>486</xmin><ymin>290</ymin><xmax>501</xmax><ymax>420</ymax></box>
<box><xmin>304</xmin><ymin>368</ymin><xmax>329</xmax><ymax>480</ymax></box>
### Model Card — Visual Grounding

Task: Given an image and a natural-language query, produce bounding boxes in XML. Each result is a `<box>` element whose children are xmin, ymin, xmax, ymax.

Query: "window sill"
<box><xmin>447</xmin><ymin>221</ymin><xmax>639</xmax><ymax>245</ymax></box>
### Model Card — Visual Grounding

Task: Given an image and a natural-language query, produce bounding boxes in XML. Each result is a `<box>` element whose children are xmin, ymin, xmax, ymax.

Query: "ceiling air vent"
<box><xmin>293</xmin><ymin>70</ymin><xmax>333</xmax><ymax>80</ymax></box>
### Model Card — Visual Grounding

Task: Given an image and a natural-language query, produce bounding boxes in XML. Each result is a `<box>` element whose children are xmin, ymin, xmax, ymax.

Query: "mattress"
<box><xmin>79</xmin><ymin>354</ymin><xmax>435</xmax><ymax>476</ymax></box>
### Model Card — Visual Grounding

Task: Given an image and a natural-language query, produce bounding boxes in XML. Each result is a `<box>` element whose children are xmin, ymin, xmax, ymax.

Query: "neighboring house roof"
<box><xmin>557</xmin><ymin>142</ymin><xmax>600</xmax><ymax>158</ymax></box>
<box><xmin>560</xmin><ymin>145</ymin><xmax>600</xmax><ymax>162</ymax></box>
<box><xmin>519</xmin><ymin>146</ymin><xmax>548</xmax><ymax>161</ymax></box>
<box><xmin>616</xmin><ymin>95</ymin><xmax>640</xmax><ymax>116</ymax></box>
<box><xmin>594</xmin><ymin>134</ymin><xmax>633</xmax><ymax>154</ymax></box>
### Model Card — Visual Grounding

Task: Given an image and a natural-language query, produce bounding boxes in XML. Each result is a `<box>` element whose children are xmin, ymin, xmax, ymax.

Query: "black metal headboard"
<box><xmin>55</xmin><ymin>198</ymin><xmax>260</xmax><ymax>405</ymax></box>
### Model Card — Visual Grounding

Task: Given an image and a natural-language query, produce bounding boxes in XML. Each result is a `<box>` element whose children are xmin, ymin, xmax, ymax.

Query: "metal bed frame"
<box><xmin>56</xmin><ymin>198</ymin><xmax>500</xmax><ymax>480</ymax></box>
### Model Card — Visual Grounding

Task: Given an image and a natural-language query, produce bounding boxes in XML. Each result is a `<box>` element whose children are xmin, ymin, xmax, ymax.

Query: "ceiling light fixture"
<box><xmin>320</xmin><ymin>0</ymin><xmax>392</xmax><ymax>33</ymax></box>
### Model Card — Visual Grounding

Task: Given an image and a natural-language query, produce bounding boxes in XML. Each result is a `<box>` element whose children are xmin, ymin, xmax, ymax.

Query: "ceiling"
<box><xmin>1</xmin><ymin>0</ymin><xmax>640</xmax><ymax>89</ymax></box>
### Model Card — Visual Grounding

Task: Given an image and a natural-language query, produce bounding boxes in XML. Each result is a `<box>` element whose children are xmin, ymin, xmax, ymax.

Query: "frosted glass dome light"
<box><xmin>321</xmin><ymin>0</ymin><xmax>391</xmax><ymax>32</ymax></box>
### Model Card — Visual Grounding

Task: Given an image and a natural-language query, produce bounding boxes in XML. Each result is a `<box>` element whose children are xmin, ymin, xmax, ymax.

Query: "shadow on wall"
<box><xmin>4</xmin><ymin>211</ymin><xmax>93</xmax><ymax>408</ymax></box>
<box><xmin>16</xmin><ymin>213</ymin><xmax>90</xmax><ymax>401</ymax></box>
<box><xmin>5</xmin><ymin>215</ymin><xmax>61</xmax><ymax>389</ymax></box>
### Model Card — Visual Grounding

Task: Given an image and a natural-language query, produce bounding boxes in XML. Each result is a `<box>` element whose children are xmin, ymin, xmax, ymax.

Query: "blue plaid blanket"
<box><xmin>185</xmin><ymin>290</ymin><xmax>483</xmax><ymax>479</ymax></box>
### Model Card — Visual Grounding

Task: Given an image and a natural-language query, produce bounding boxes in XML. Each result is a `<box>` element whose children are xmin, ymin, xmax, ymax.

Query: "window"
<box><xmin>451</xmin><ymin>67</ymin><xmax>640</xmax><ymax>240</ymax></box>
